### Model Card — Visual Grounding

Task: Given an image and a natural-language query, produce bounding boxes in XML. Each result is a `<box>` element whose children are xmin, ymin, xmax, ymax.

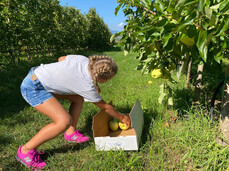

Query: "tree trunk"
<box><xmin>194</xmin><ymin>64</ymin><xmax>204</xmax><ymax>101</ymax></box>
<box><xmin>177</xmin><ymin>53</ymin><xmax>189</xmax><ymax>79</ymax></box>
<box><xmin>219</xmin><ymin>66</ymin><xmax>229</xmax><ymax>142</ymax></box>
<box><xmin>185</xmin><ymin>56</ymin><xmax>192</xmax><ymax>89</ymax></box>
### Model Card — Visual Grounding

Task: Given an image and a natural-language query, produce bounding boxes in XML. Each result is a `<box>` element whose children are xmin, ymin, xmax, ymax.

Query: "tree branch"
<box><xmin>131</xmin><ymin>5</ymin><xmax>156</xmax><ymax>15</ymax></box>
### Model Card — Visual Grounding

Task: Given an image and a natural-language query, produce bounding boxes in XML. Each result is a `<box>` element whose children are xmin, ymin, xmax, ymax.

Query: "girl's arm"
<box><xmin>93</xmin><ymin>100</ymin><xmax>131</xmax><ymax>127</ymax></box>
<box><xmin>58</xmin><ymin>56</ymin><xmax>66</xmax><ymax>62</ymax></box>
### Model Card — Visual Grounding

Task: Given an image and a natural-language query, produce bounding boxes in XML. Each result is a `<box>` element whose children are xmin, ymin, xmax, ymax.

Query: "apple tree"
<box><xmin>114</xmin><ymin>0</ymin><xmax>229</xmax><ymax>140</ymax></box>
<box><xmin>86</xmin><ymin>8</ymin><xmax>112</xmax><ymax>50</ymax></box>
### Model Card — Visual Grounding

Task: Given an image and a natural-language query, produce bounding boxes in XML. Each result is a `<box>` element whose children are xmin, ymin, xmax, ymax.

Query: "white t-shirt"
<box><xmin>34</xmin><ymin>55</ymin><xmax>102</xmax><ymax>102</ymax></box>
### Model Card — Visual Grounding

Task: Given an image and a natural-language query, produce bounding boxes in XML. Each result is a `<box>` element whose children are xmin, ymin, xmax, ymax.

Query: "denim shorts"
<box><xmin>20</xmin><ymin>67</ymin><xmax>53</xmax><ymax>107</ymax></box>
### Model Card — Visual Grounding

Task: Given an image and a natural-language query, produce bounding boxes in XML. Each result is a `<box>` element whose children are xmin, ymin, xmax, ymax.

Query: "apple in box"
<box><xmin>92</xmin><ymin>99</ymin><xmax>144</xmax><ymax>151</ymax></box>
<box><xmin>118</xmin><ymin>121</ymin><xmax>129</xmax><ymax>130</ymax></box>
<box><xmin>109</xmin><ymin>118</ymin><xmax>130</xmax><ymax>131</ymax></box>
<box><xmin>109</xmin><ymin>119</ymin><xmax>119</xmax><ymax>131</ymax></box>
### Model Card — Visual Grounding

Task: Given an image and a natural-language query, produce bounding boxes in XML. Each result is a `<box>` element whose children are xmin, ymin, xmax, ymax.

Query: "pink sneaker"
<box><xmin>64</xmin><ymin>130</ymin><xmax>89</xmax><ymax>143</ymax></box>
<box><xmin>15</xmin><ymin>145</ymin><xmax>46</xmax><ymax>170</ymax></box>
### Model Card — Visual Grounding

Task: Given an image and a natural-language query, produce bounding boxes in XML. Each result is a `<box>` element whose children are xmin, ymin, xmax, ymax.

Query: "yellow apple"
<box><xmin>109</xmin><ymin>119</ymin><xmax>119</xmax><ymax>131</ymax></box>
<box><xmin>151</xmin><ymin>69</ymin><xmax>163</xmax><ymax>78</ymax></box>
<box><xmin>119</xmin><ymin>122</ymin><xmax>130</xmax><ymax>130</ymax></box>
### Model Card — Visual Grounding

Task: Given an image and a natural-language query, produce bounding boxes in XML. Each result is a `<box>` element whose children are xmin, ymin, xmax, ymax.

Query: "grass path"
<box><xmin>0</xmin><ymin>49</ymin><xmax>228</xmax><ymax>170</ymax></box>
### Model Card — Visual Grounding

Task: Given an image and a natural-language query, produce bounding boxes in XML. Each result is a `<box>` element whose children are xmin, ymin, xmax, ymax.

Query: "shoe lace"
<box><xmin>30</xmin><ymin>150</ymin><xmax>44</xmax><ymax>167</ymax></box>
<box><xmin>76</xmin><ymin>130</ymin><xmax>84</xmax><ymax>137</ymax></box>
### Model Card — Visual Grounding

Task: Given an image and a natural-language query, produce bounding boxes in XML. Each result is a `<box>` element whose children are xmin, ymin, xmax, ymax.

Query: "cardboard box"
<box><xmin>92</xmin><ymin>99</ymin><xmax>144</xmax><ymax>151</ymax></box>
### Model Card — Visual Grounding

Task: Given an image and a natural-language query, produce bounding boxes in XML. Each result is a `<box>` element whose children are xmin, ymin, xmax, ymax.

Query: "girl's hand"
<box><xmin>120</xmin><ymin>114</ymin><xmax>131</xmax><ymax>127</ymax></box>
<box><xmin>93</xmin><ymin>100</ymin><xmax>131</xmax><ymax>126</ymax></box>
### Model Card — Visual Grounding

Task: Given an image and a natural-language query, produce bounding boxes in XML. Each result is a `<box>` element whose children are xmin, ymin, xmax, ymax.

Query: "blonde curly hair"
<box><xmin>88</xmin><ymin>55</ymin><xmax>118</xmax><ymax>93</ymax></box>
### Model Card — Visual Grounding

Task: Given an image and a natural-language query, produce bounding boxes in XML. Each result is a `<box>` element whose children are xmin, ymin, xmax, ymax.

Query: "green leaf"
<box><xmin>176</xmin><ymin>0</ymin><xmax>186</xmax><ymax>8</ymax></box>
<box><xmin>158</xmin><ymin>92</ymin><xmax>166</xmax><ymax>104</ymax></box>
<box><xmin>142</xmin><ymin>0</ymin><xmax>152</xmax><ymax>8</ymax></box>
<box><xmin>168</xmin><ymin>97</ymin><xmax>174</xmax><ymax>106</ymax></box>
<box><xmin>152</xmin><ymin>32</ymin><xmax>161</xmax><ymax>36</ymax></box>
<box><xmin>167</xmin><ymin>1</ymin><xmax>175</xmax><ymax>13</ymax></box>
<box><xmin>163</xmin><ymin>33</ymin><xmax>172</xmax><ymax>47</ymax></box>
<box><xmin>223</xmin><ymin>41</ymin><xmax>227</xmax><ymax>49</ymax></box>
<box><xmin>219</xmin><ymin>0</ymin><xmax>229</xmax><ymax>12</ymax></box>
<box><xmin>183</xmin><ymin>0</ymin><xmax>198</xmax><ymax>7</ymax></box>
<box><xmin>200</xmin><ymin>46</ymin><xmax>208</xmax><ymax>62</ymax></box>
<box><xmin>197</xmin><ymin>30</ymin><xmax>207</xmax><ymax>52</ymax></box>
<box><xmin>124</xmin><ymin>50</ymin><xmax>129</xmax><ymax>56</ymax></box>
<box><xmin>158</xmin><ymin>1</ymin><xmax>165</xmax><ymax>12</ymax></box>
<box><xmin>157</xmin><ymin>18</ymin><xmax>167</xmax><ymax>27</ymax></box>
<box><xmin>197</xmin><ymin>30</ymin><xmax>215</xmax><ymax>62</ymax></box>
<box><xmin>173</xmin><ymin>44</ymin><xmax>182</xmax><ymax>56</ymax></box>
<box><xmin>115</xmin><ymin>4</ymin><xmax>122</xmax><ymax>16</ymax></box>
<box><xmin>208</xmin><ymin>15</ymin><xmax>217</xmax><ymax>26</ymax></box>
<box><xmin>155</xmin><ymin>0</ymin><xmax>165</xmax><ymax>13</ymax></box>
<box><xmin>177</xmin><ymin>18</ymin><xmax>194</xmax><ymax>32</ymax></box>
<box><xmin>197</xmin><ymin>0</ymin><xmax>206</xmax><ymax>12</ymax></box>
<box><xmin>110</xmin><ymin>33</ymin><xmax>119</xmax><ymax>43</ymax></box>
<box><xmin>210</xmin><ymin>3</ymin><xmax>220</xmax><ymax>11</ymax></box>
<box><xmin>197</xmin><ymin>30</ymin><xmax>208</xmax><ymax>62</ymax></box>
<box><xmin>159</xmin><ymin>83</ymin><xmax>165</xmax><ymax>94</ymax></box>
<box><xmin>215</xmin><ymin>19</ymin><xmax>229</xmax><ymax>36</ymax></box>
<box><xmin>142</xmin><ymin>57</ymin><xmax>153</xmax><ymax>64</ymax></box>
<box><xmin>214</xmin><ymin>51</ymin><xmax>223</xmax><ymax>63</ymax></box>
<box><xmin>205</xmin><ymin>6</ymin><xmax>212</xmax><ymax>19</ymax></box>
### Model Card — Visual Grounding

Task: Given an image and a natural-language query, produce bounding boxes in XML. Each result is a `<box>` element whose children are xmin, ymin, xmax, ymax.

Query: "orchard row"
<box><xmin>0</xmin><ymin>0</ymin><xmax>112</xmax><ymax>62</ymax></box>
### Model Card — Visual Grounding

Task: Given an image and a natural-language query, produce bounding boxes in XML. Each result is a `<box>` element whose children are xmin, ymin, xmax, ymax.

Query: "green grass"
<box><xmin>0</xmin><ymin>48</ymin><xmax>229</xmax><ymax>170</ymax></box>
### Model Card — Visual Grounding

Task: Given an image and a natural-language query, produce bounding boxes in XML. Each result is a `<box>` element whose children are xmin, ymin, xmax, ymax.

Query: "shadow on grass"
<box><xmin>41</xmin><ymin>142</ymin><xmax>89</xmax><ymax>161</ymax></box>
<box><xmin>172</xmin><ymin>87</ymin><xmax>194</xmax><ymax>116</ymax></box>
<box><xmin>140</xmin><ymin>106</ymin><xmax>161</xmax><ymax>147</ymax></box>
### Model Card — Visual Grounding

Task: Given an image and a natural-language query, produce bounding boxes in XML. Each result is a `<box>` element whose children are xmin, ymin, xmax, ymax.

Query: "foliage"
<box><xmin>114</xmin><ymin>0</ymin><xmax>229</xmax><ymax>72</ymax></box>
<box><xmin>86</xmin><ymin>8</ymin><xmax>112</xmax><ymax>50</ymax></box>
<box><xmin>0</xmin><ymin>0</ymin><xmax>112</xmax><ymax>62</ymax></box>
<box><xmin>113</xmin><ymin>0</ymin><xmax>229</xmax><ymax>105</ymax></box>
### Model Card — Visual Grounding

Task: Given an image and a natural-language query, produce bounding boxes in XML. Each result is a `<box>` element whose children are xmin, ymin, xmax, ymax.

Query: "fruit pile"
<box><xmin>109</xmin><ymin>118</ymin><xmax>130</xmax><ymax>131</ymax></box>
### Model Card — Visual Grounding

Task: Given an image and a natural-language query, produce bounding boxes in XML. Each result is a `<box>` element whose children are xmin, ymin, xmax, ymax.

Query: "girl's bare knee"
<box><xmin>56</xmin><ymin>115</ymin><xmax>72</xmax><ymax>130</ymax></box>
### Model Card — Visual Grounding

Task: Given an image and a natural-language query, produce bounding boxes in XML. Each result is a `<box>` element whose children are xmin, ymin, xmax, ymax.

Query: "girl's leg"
<box><xmin>53</xmin><ymin>94</ymin><xmax>84</xmax><ymax>135</ymax></box>
<box><xmin>21</xmin><ymin>97</ymin><xmax>71</xmax><ymax>153</ymax></box>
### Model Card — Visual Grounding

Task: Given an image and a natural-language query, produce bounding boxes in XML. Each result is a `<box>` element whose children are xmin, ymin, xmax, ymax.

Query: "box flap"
<box><xmin>92</xmin><ymin>110</ymin><xmax>112</xmax><ymax>138</ymax></box>
<box><xmin>129</xmin><ymin>99</ymin><xmax>144</xmax><ymax>146</ymax></box>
